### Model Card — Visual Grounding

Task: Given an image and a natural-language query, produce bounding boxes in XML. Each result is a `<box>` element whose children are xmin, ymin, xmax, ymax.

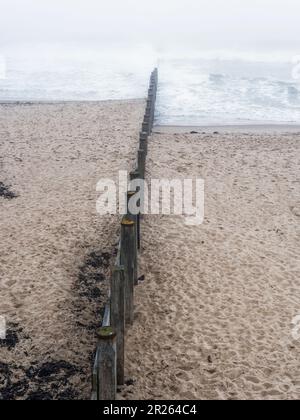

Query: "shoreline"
<box><xmin>1</xmin><ymin>102</ymin><xmax>299</xmax><ymax>133</ymax></box>
<box><xmin>154</xmin><ymin>124</ymin><xmax>300</xmax><ymax>133</ymax></box>
<box><xmin>0</xmin><ymin>98</ymin><xmax>144</xmax><ymax>105</ymax></box>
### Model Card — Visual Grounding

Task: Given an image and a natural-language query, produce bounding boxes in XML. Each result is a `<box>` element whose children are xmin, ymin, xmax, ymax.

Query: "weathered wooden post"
<box><xmin>144</xmin><ymin>112</ymin><xmax>150</xmax><ymax>126</ymax></box>
<box><xmin>139</xmin><ymin>131</ymin><xmax>148</xmax><ymax>155</ymax></box>
<box><xmin>91</xmin><ymin>351</ymin><xmax>99</xmax><ymax>400</ymax></box>
<box><xmin>148</xmin><ymin>92</ymin><xmax>154</xmax><ymax>104</ymax></box>
<box><xmin>146</xmin><ymin>98</ymin><xmax>152</xmax><ymax>110</ymax></box>
<box><xmin>96</xmin><ymin>326</ymin><xmax>117</xmax><ymax>400</ymax></box>
<box><xmin>127</xmin><ymin>191</ymin><xmax>138</xmax><ymax>285</ymax></box>
<box><xmin>120</xmin><ymin>217</ymin><xmax>135</xmax><ymax>325</ymax></box>
<box><xmin>142</xmin><ymin>120</ymin><xmax>149</xmax><ymax>135</ymax></box>
<box><xmin>146</xmin><ymin>109</ymin><xmax>152</xmax><ymax>128</ymax></box>
<box><xmin>138</xmin><ymin>149</ymin><xmax>146</xmax><ymax>180</ymax></box>
<box><xmin>153</xmin><ymin>68</ymin><xmax>158</xmax><ymax>86</ymax></box>
<box><xmin>130</xmin><ymin>168</ymin><xmax>140</xmax><ymax>181</ymax></box>
<box><xmin>148</xmin><ymin>94</ymin><xmax>154</xmax><ymax>116</ymax></box>
<box><xmin>130</xmin><ymin>170</ymin><xmax>141</xmax><ymax>250</ymax></box>
<box><xmin>145</xmin><ymin>104</ymin><xmax>152</xmax><ymax>131</ymax></box>
<box><xmin>102</xmin><ymin>302</ymin><xmax>111</xmax><ymax>327</ymax></box>
<box><xmin>136</xmin><ymin>154</ymin><xmax>146</xmax><ymax>220</ymax></box>
<box><xmin>110</xmin><ymin>266</ymin><xmax>125</xmax><ymax>385</ymax></box>
<box><xmin>146</xmin><ymin>100</ymin><xmax>154</xmax><ymax>129</ymax></box>
<box><xmin>127</xmin><ymin>190</ymin><xmax>138</xmax><ymax>223</ymax></box>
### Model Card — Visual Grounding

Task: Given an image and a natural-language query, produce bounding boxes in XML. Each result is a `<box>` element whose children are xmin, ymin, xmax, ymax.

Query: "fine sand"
<box><xmin>123</xmin><ymin>128</ymin><xmax>300</xmax><ymax>400</ymax></box>
<box><xmin>0</xmin><ymin>100</ymin><xmax>144</xmax><ymax>400</ymax></box>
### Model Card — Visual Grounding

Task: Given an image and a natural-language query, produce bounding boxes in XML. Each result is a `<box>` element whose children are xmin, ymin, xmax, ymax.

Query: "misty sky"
<box><xmin>0</xmin><ymin>0</ymin><xmax>300</xmax><ymax>52</ymax></box>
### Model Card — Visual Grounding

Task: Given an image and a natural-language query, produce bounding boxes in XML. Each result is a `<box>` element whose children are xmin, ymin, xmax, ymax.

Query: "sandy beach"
<box><xmin>0</xmin><ymin>100</ymin><xmax>144</xmax><ymax>399</ymax></box>
<box><xmin>123</xmin><ymin>128</ymin><xmax>300</xmax><ymax>400</ymax></box>
<box><xmin>1</xmin><ymin>0</ymin><xmax>300</xmax><ymax>404</ymax></box>
<box><xmin>1</xmin><ymin>106</ymin><xmax>300</xmax><ymax>400</ymax></box>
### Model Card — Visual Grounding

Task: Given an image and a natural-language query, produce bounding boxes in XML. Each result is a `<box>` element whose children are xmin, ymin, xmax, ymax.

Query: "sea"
<box><xmin>0</xmin><ymin>44</ymin><xmax>299</xmax><ymax>126</ymax></box>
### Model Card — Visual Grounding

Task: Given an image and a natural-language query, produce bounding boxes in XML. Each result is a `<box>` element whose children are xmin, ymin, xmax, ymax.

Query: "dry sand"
<box><xmin>123</xmin><ymin>128</ymin><xmax>300</xmax><ymax>400</ymax></box>
<box><xmin>0</xmin><ymin>100</ymin><xmax>144</xmax><ymax>400</ymax></box>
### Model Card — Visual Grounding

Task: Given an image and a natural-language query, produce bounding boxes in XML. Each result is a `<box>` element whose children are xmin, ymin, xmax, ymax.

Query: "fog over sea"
<box><xmin>0</xmin><ymin>44</ymin><xmax>299</xmax><ymax>125</ymax></box>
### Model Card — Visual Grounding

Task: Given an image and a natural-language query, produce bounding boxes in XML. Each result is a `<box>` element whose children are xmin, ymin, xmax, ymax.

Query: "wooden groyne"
<box><xmin>91</xmin><ymin>68</ymin><xmax>158</xmax><ymax>400</ymax></box>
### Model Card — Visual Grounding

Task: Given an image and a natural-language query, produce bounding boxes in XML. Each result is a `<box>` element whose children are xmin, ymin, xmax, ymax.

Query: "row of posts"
<box><xmin>92</xmin><ymin>68</ymin><xmax>158</xmax><ymax>400</ymax></box>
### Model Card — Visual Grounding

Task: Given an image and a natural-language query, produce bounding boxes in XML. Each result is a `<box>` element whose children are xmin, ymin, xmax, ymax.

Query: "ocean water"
<box><xmin>156</xmin><ymin>54</ymin><xmax>300</xmax><ymax>125</ymax></box>
<box><xmin>0</xmin><ymin>45</ymin><xmax>299</xmax><ymax>125</ymax></box>
<box><xmin>0</xmin><ymin>45</ymin><xmax>155</xmax><ymax>102</ymax></box>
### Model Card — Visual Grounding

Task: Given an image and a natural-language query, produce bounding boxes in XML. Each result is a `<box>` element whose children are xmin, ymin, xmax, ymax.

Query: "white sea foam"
<box><xmin>0</xmin><ymin>44</ymin><xmax>156</xmax><ymax>101</ymax></box>
<box><xmin>0</xmin><ymin>44</ymin><xmax>299</xmax><ymax>125</ymax></box>
<box><xmin>156</xmin><ymin>56</ymin><xmax>300</xmax><ymax>125</ymax></box>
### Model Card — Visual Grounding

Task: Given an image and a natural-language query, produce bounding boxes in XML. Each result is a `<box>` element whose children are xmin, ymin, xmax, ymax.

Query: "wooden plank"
<box><xmin>142</xmin><ymin>121</ymin><xmax>149</xmax><ymax>135</ymax></box>
<box><xmin>127</xmin><ymin>191</ymin><xmax>138</xmax><ymax>285</ymax></box>
<box><xmin>138</xmin><ymin>149</ymin><xmax>146</xmax><ymax>179</ymax></box>
<box><xmin>91</xmin><ymin>347</ymin><xmax>100</xmax><ymax>399</ymax></box>
<box><xmin>102</xmin><ymin>302</ymin><xmax>111</xmax><ymax>327</ymax></box>
<box><xmin>116</xmin><ymin>239</ymin><xmax>121</xmax><ymax>267</ymax></box>
<box><xmin>129</xmin><ymin>170</ymin><xmax>141</xmax><ymax>250</ymax></box>
<box><xmin>96</xmin><ymin>327</ymin><xmax>117</xmax><ymax>400</ymax></box>
<box><xmin>110</xmin><ymin>266</ymin><xmax>125</xmax><ymax>385</ymax></box>
<box><xmin>139</xmin><ymin>131</ymin><xmax>148</xmax><ymax>154</ymax></box>
<box><xmin>120</xmin><ymin>217</ymin><xmax>136</xmax><ymax>325</ymax></box>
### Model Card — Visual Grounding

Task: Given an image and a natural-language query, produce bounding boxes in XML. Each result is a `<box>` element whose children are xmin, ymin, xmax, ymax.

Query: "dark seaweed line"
<box><xmin>0</xmin><ymin>182</ymin><xmax>17</xmax><ymax>199</ymax></box>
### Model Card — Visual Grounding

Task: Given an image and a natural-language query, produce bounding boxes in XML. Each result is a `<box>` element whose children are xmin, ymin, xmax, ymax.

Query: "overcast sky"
<box><xmin>0</xmin><ymin>0</ymin><xmax>299</xmax><ymax>52</ymax></box>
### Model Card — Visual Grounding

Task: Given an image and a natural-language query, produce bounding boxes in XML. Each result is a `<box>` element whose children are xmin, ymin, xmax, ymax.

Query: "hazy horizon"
<box><xmin>0</xmin><ymin>0</ymin><xmax>300</xmax><ymax>53</ymax></box>
<box><xmin>1</xmin><ymin>1</ymin><xmax>299</xmax><ymax>125</ymax></box>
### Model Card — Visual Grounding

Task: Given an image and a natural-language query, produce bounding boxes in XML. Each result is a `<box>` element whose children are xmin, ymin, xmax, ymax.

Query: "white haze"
<box><xmin>0</xmin><ymin>0</ymin><xmax>299</xmax><ymax>53</ymax></box>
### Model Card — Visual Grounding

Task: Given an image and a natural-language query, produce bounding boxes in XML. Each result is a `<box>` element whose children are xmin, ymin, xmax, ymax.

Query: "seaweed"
<box><xmin>0</xmin><ymin>360</ymin><xmax>82</xmax><ymax>400</ymax></box>
<box><xmin>76</xmin><ymin>250</ymin><xmax>111</xmax><ymax>302</ymax></box>
<box><xmin>0</xmin><ymin>323</ymin><xmax>25</xmax><ymax>350</ymax></box>
<box><xmin>0</xmin><ymin>182</ymin><xmax>17</xmax><ymax>199</ymax></box>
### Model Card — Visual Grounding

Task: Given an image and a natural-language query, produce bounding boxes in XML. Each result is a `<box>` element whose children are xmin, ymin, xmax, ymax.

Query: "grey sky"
<box><xmin>0</xmin><ymin>0</ymin><xmax>299</xmax><ymax>51</ymax></box>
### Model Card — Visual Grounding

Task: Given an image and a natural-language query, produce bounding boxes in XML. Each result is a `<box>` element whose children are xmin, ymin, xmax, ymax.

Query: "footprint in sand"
<box><xmin>290</xmin><ymin>205</ymin><xmax>300</xmax><ymax>217</ymax></box>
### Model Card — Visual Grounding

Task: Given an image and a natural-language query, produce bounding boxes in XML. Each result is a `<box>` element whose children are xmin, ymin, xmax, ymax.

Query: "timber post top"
<box><xmin>121</xmin><ymin>217</ymin><xmax>135</xmax><ymax>227</ymax></box>
<box><xmin>127</xmin><ymin>190</ymin><xmax>136</xmax><ymax>197</ymax></box>
<box><xmin>96</xmin><ymin>326</ymin><xmax>116</xmax><ymax>340</ymax></box>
